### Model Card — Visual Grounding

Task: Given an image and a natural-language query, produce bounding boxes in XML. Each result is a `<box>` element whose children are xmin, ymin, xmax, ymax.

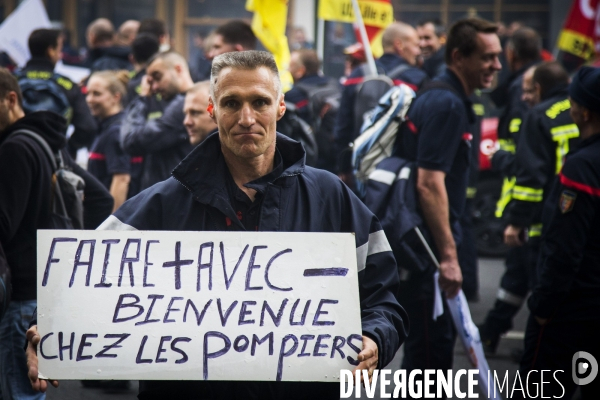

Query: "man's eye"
<box><xmin>224</xmin><ymin>100</ymin><xmax>238</xmax><ymax>108</ymax></box>
<box><xmin>255</xmin><ymin>99</ymin><xmax>267</xmax><ymax>107</ymax></box>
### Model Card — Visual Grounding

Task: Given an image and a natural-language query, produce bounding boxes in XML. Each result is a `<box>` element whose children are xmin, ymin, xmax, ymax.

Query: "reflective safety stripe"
<box><xmin>472</xmin><ymin>103</ymin><xmax>485</xmax><ymax>116</ymax></box>
<box><xmin>529</xmin><ymin>224</ymin><xmax>542</xmax><ymax>238</ymax></box>
<box><xmin>512</xmin><ymin>185</ymin><xmax>543</xmax><ymax>202</ymax></box>
<box><xmin>368</xmin><ymin>169</ymin><xmax>396</xmax><ymax>186</ymax></box>
<box><xmin>497</xmin><ymin>288</ymin><xmax>525</xmax><ymax>307</ymax></box>
<box><xmin>466</xmin><ymin>187</ymin><xmax>477</xmax><ymax>199</ymax></box>
<box><xmin>498</xmin><ymin>138</ymin><xmax>516</xmax><ymax>154</ymax></box>
<box><xmin>97</xmin><ymin>215</ymin><xmax>138</xmax><ymax>231</ymax></box>
<box><xmin>147</xmin><ymin>111</ymin><xmax>163</xmax><ymax>120</ymax></box>
<box><xmin>398</xmin><ymin>167</ymin><xmax>411</xmax><ymax>180</ymax></box>
<box><xmin>551</xmin><ymin>124</ymin><xmax>580</xmax><ymax>174</ymax></box>
<box><xmin>545</xmin><ymin>99</ymin><xmax>570</xmax><ymax>119</ymax></box>
<box><xmin>356</xmin><ymin>230</ymin><xmax>392</xmax><ymax>272</ymax></box>
<box><xmin>509</xmin><ymin>118</ymin><xmax>522</xmax><ymax>133</ymax></box>
<box><xmin>495</xmin><ymin>177</ymin><xmax>516</xmax><ymax>218</ymax></box>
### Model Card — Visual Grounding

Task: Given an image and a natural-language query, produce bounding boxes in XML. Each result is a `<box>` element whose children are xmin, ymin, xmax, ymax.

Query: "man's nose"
<box><xmin>183</xmin><ymin>114</ymin><xmax>191</xmax><ymax>126</ymax></box>
<box><xmin>239</xmin><ymin>104</ymin><xmax>255</xmax><ymax>127</ymax></box>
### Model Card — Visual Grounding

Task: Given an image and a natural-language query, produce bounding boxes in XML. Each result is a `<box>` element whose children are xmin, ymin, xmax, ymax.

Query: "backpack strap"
<box><xmin>386</xmin><ymin>63</ymin><xmax>411</xmax><ymax>80</ymax></box>
<box><xmin>7</xmin><ymin>129</ymin><xmax>57</xmax><ymax>171</ymax></box>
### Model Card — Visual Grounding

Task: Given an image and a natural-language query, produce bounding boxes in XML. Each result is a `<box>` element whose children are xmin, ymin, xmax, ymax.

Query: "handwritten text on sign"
<box><xmin>37</xmin><ymin>231</ymin><xmax>362</xmax><ymax>381</ymax></box>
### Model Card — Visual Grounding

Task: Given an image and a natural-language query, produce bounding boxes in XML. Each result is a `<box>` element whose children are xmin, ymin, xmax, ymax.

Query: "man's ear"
<box><xmin>208</xmin><ymin>97</ymin><xmax>216</xmax><ymax>122</ymax></box>
<box><xmin>234</xmin><ymin>44</ymin><xmax>244</xmax><ymax>52</ymax></box>
<box><xmin>276</xmin><ymin>95</ymin><xmax>286</xmax><ymax>121</ymax></box>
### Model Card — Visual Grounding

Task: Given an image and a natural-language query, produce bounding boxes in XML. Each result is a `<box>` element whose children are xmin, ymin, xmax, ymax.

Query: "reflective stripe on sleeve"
<box><xmin>356</xmin><ymin>230</ymin><xmax>392</xmax><ymax>272</ymax></box>
<box><xmin>497</xmin><ymin>288</ymin><xmax>525</xmax><ymax>307</ymax></box>
<box><xmin>368</xmin><ymin>169</ymin><xmax>397</xmax><ymax>186</ymax></box>
<box><xmin>495</xmin><ymin>177</ymin><xmax>516</xmax><ymax>218</ymax></box>
<box><xmin>551</xmin><ymin>124</ymin><xmax>580</xmax><ymax>174</ymax></box>
<box><xmin>529</xmin><ymin>224</ymin><xmax>542</xmax><ymax>238</ymax></box>
<box><xmin>512</xmin><ymin>185</ymin><xmax>543</xmax><ymax>202</ymax></box>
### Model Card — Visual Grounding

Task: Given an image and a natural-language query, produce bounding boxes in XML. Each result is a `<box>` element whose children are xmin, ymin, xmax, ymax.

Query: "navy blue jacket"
<box><xmin>528</xmin><ymin>133</ymin><xmax>600</xmax><ymax>319</ymax></box>
<box><xmin>99</xmin><ymin>132</ymin><xmax>407</xmax><ymax>399</ymax></box>
<box><xmin>334</xmin><ymin>54</ymin><xmax>428</xmax><ymax>163</ymax></box>
<box><xmin>285</xmin><ymin>74</ymin><xmax>331</xmax><ymax>124</ymax></box>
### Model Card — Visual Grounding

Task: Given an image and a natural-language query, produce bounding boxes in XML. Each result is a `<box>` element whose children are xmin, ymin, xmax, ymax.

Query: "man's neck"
<box><xmin>580</xmin><ymin>123</ymin><xmax>600</xmax><ymax>141</ymax></box>
<box><xmin>221</xmin><ymin>145</ymin><xmax>276</xmax><ymax>202</ymax></box>
<box><xmin>447</xmin><ymin>66</ymin><xmax>473</xmax><ymax>96</ymax></box>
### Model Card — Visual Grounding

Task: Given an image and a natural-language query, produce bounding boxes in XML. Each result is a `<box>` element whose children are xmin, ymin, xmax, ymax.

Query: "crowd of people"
<box><xmin>0</xmin><ymin>12</ymin><xmax>598</xmax><ymax>400</ymax></box>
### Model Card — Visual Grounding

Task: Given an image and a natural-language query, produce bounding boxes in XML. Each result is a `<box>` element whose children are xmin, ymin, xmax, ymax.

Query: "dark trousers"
<box><xmin>400</xmin><ymin>295</ymin><xmax>456</xmax><ymax>400</ymax></box>
<box><xmin>458</xmin><ymin>198</ymin><xmax>479</xmax><ymax>300</ymax></box>
<box><xmin>518</xmin><ymin>307</ymin><xmax>600</xmax><ymax>399</ymax></box>
<box><xmin>482</xmin><ymin>243</ymin><xmax>538</xmax><ymax>336</ymax></box>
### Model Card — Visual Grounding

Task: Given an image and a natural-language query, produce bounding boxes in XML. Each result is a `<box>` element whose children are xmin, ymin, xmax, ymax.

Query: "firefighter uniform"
<box><xmin>520</xmin><ymin>132</ymin><xmax>600</xmax><ymax>399</ymax></box>
<box><xmin>481</xmin><ymin>85</ymin><xmax>580</xmax><ymax>351</ymax></box>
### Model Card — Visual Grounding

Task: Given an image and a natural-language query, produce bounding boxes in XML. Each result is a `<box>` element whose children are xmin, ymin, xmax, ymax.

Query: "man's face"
<box><xmin>287</xmin><ymin>52</ymin><xmax>305</xmax><ymax>82</ymax></box>
<box><xmin>457</xmin><ymin>32</ymin><xmax>502</xmax><ymax>92</ymax></box>
<box><xmin>521</xmin><ymin>71</ymin><xmax>539</xmax><ymax>108</ymax></box>
<box><xmin>417</xmin><ymin>23</ymin><xmax>442</xmax><ymax>59</ymax></box>
<box><xmin>183</xmin><ymin>89</ymin><xmax>217</xmax><ymax>146</ymax></box>
<box><xmin>146</xmin><ymin>59</ymin><xmax>180</xmax><ymax>100</ymax></box>
<box><xmin>0</xmin><ymin>95</ymin><xmax>11</xmax><ymax>132</ymax></box>
<box><xmin>206</xmin><ymin>34</ymin><xmax>238</xmax><ymax>60</ymax></box>
<box><xmin>210</xmin><ymin>67</ymin><xmax>285</xmax><ymax>161</ymax></box>
<box><xmin>569</xmin><ymin>97</ymin><xmax>586</xmax><ymax>126</ymax></box>
<box><xmin>48</xmin><ymin>36</ymin><xmax>63</xmax><ymax>65</ymax></box>
<box><xmin>400</xmin><ymin>30</ymin><xmax>421</xmax><ymax>66</ymax></box>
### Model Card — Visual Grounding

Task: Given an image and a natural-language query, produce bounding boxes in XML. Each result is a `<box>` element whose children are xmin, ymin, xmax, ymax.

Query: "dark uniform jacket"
<box><xmin>86</xmin><ymin>46</ymin><xmax>132</xmax><ymax>72</ymax></box>
<box><xmin>120</xmin><ymin>94</ymin><xmax>194</xmax><ymax>190</ymax></box>
<box><xmin>0</xmin><ymin>112</ymin><xmax>113</xmax><ymax>301</ymax></box>
<box><xmin>422</xmin><ymin>46</ymin><xmax>446</xmax><ymax>79</ymax></box>
<box><xmin>284</xmin><ymin>73</ymin><xmax>332</xmax><ymax>124</ymax></box>
<box><xmin>528</xmin><ymin>133</ymin><xmax>600</xmax><ymax>319</ymax></box>
<box><xmin>334</xmin><ymin>54</ymin><xmax>428</xmax><ymax>160</ymax></box>
<box><xmin>505</xmin><ymin>87</ymin><xmax>580</xmax><ymax>236</ymax></box>
<box><xmin>20</xmin><ymin>58</ymin><xmax>97</xmax><ymax>152</ymax></box>
<box><xmin>98</xmin><ymin>132</ymin><xmax>408</xmax><ymax>399</ymax></box>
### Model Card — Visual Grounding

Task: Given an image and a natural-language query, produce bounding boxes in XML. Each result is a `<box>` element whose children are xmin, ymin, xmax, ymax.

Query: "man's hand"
<box><xmin>352</xmin><ymin>336</ymin><xmax>379</xmax><ymax>384</ymax></box>
<box><xmin>438</xmin><ymin>258</ymin><xmax>463</xmax><ymax>298</ymax></box>
<box><xmin>140</xmin><ymin>75</ymin><xmax>151</xmax><ymax>97</ymax></box>
<box><xmin>504</xmin><ymin>224</ymin><xmax>525</xmax><ymax>247</ymax></box>
<box><xmin>26</xmin><ymin>326</ymin><xmax>58</xmax><ymax>392</ymax></box>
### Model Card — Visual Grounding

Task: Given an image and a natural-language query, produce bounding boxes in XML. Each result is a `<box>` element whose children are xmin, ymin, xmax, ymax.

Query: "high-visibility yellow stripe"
<box><xmin>473</xmin><ymin>104</ymin><xmax>485</xmax><ymax>116</ymax></box>
<box><xmin>498</xmin><ymin>138</ymin><xmax>515</xmax><ymax>154</ymax></box>
<box><xmin>551</xmin><ymin>124</ymin><xmax>580</xmax><ymax>174</ymax></box>
<box><xmin>512</xmin><ymin>185</ymin><xmax>543</xmax><ymax>202</ymax></box>
<box><xmin>509</xmin><ymin>118</ymin><xmax>521</xmax><ymax>133</ymax></box>
<box><xmin>466</xmin><ymin>187</ymin><xmax>477</xmax><ymax>199</ymax></box>
<box><xmin>495</xmin><ymin>177</ymin><xmax>516</xmax><ymax>218</ymax></box>
<box><xmin>546</xmin><ymin>99</ymin><xmax>570</xmax><ymax>119</ymax></box>
<box><xmin>529</xmin><ymin>224</ymin><xmax>542</xmax><ymax>238</ymax></box>
<box><xmin>557</xmin><ymin>29</ymin><xmax>595</xmax><ymax>60</ymax></box>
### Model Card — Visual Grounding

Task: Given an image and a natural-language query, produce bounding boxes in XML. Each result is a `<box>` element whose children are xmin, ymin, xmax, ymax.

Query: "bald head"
<box><xmin>146</xmin><ymin>51</ymin><xmax>194</xmax><ymax>100</ymax></box>
<box><xmin>117</xmin><ymin>20</ymin><xmax>140</xmax><ymax>46</ymax></box>
<box><xmin>381</xmin><ymin>22</ymin><xmax>421</xmax><ymax>66</ymax></box>
<box><xmin>87</xmin><ymin>18</ymin><xmax>115</xmax><ymax>48</ymax></box>
<box><xmin>184</xmin><ymin>81</ymin><xmax>217</xmax><ymax>146</ymax></box>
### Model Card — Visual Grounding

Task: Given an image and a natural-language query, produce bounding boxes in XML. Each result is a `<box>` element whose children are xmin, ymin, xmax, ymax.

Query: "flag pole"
<box><xmin>317</xmin><ymin>18</ymin><xmax>325</xmax><ymax>62</ymax></box>
<box><xmin>351</xmin><ymin>0</ymin><xmax>377</xmax><ymax>77</ymax></box>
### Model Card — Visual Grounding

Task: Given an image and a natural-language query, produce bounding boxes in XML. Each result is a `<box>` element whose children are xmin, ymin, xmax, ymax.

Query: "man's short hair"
<box><xmin>210</xmin><ymin>50</ymin><xmax>280</xmax><ymax>99</ymax></box>
<box><xmin>28</xmin><ymin>29</ymin><xmax>62</xmax><ymax>58</ymax></box>
<box><xmin>87</xmin><ymin>18</ymin><xmax>115</xmax><ymax>46</ymax></box>
<box><xmin>294</xmin><ymin>49</ymin><xmax>320</xmax><ymax>76</ymax></box>
<box><xmin>147</xmin><ymin>50</ymin><xmax>189</xmax><ymax>71</ymax></box>
<box><xmin>417</xmin><ymin>18</ymin><xmax>446</xmax><ymax>38</ymax></box>
<box><xmin>445</xmin><ymin>18</ymin><xmax>498</xmax><ymax>65</ymax></box>
<box><xmin>138</xmin><ymin>18</ymin><xmax>167</xmax><ymax>39</ymax></box>
<box><xmin>507</xmin><ymin>27</ymin><xmax>541</xmax><ymax>64</ymax></box>
<box><xmin>132</xmin><ymin>33</ymin><xmax>159</xmax><ymax>64</ymax></box>
<box><xmin>533</xmin><ymin>61</ymin><xmax>569</xmax><ymax>100</ymax></box>
<box><xmin>187</xmin><ymin>80</ymin><xmax>210</xmax><ymax>96</ymax></box>
<box><xmin>381</xmin><ymin>22</ymin><xmax>414</xmax><ymax>49</ymax></box>
<box><xmin>0</xmin><ymin>67</ymin><xmax>23</xmax><ymax>108</ymax></box>
<box><xmin>214</xmin><ymin>20</ymin><xmax>257</xmax><ymax>50</ymax></box>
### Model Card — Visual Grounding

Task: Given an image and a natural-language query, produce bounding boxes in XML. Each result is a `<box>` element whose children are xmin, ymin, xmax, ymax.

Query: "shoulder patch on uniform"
<box><xmin>559</xmin><ymin>190</ymin><xmax>577</xmax><ymax>213</ymax></box>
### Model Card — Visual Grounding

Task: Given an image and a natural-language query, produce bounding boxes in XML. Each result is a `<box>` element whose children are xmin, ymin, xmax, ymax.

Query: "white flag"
<box><xmin>0</xmin><ymin>0</ymin><xmax>51</xmax><ymax>66</ymax></box>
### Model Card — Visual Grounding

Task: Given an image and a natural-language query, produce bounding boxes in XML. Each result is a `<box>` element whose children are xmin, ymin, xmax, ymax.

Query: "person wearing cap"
<box><xmin>342</xmin><ymin>42</ymin><xmax>366</xmax><ymax>78</ymax></box>
<box><xmin>518</xmin><ymin>66</ymin><xmax>600</xmax><ymax>398</ymax></box>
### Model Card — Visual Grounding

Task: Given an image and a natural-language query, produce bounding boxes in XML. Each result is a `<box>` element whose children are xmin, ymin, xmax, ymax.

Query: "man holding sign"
<box><xmin>27</xmin><ymin>51</ymin><xmax>407</xmax><ymax>399</ymax></box>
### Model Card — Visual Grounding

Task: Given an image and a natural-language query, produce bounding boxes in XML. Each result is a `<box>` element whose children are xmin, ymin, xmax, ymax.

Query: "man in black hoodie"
<box><xmin>0</xmin><ymin>68</ymin><xmax>113</xmax><ymax>399</ymax></box>
<box><xmin>20</xmin><ymin>29</ymin><xmax>97</xmax><ymax>155</ymax></box>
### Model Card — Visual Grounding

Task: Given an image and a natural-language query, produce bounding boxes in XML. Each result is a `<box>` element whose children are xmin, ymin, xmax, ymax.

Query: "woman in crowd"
<box><xmin>86</xmin><ymin>70</ymin><xmax>142</xmax><ymax>211</ymax></box>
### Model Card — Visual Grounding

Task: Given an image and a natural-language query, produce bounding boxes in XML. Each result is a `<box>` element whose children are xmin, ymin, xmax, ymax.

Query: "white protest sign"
<box><xmin>0</xmin><ymin>0</ymin><xmax>51</xmax><ymax>66</ymax></box>
<box><xmin>37</xmin><ymin>230</ymin><xmax>362</xmax><ymax>382</ymax></box>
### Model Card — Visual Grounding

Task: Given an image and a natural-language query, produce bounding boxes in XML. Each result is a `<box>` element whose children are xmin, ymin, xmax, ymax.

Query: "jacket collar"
<box><xmin>172</xmin><ymin>131</ymin><xmax>306</xmax><ymax>206</ymax></box>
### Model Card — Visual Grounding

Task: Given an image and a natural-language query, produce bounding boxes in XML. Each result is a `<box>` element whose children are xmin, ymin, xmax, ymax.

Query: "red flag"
<box><xmin>556</xmin><ymin>0</ymin><xmax>600</xmax><ymax>72</ymax></box>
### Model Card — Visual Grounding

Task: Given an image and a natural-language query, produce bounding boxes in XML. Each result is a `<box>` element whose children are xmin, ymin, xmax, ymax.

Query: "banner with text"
<box><xmin>37</xmin><ymin>230</ymin><xmax>362</xmax><ymax>381</ymax></box>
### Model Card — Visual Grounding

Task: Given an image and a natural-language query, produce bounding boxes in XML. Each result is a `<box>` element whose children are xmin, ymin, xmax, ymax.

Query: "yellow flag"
<box><xmin>318</xmin><ymin>0</ymin><xmax>393</xmax><ymax>28</ymax></box>
<box><xmin>245</xmin><ymin>0</ymin><xmax>293</xmax><ymax>92</ymax></box>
